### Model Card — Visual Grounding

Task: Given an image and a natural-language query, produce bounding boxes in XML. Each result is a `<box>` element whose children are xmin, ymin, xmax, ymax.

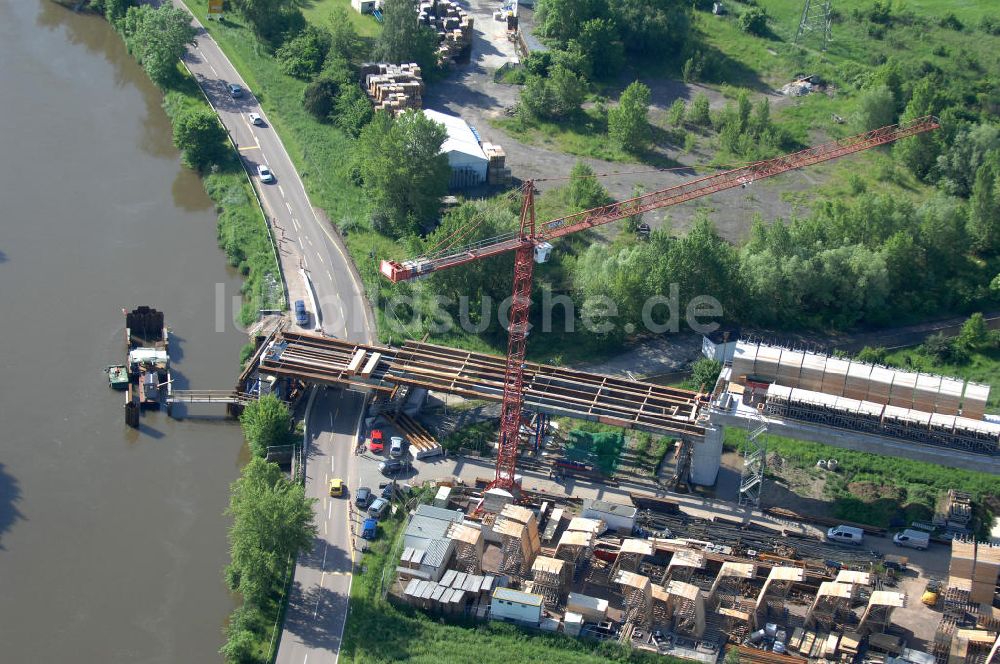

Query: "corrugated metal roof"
<box><xmin>493</xmin><ymin>587</ymin><xmax>544</xmax><ymax>606</ymax></box>
<box><xmin>582</xmin><ymin>499</ymin><xmax>637</xmax><ymax>518</ymax></box>
<box><xmin>423</xmin><ymin>537</ymin><xmax>452</xmax><ymax>568</ymax></box>
<box><xmin>422</xmin><ymin>109</ymin><xmax>488</xmax><ymax>163</ymax></box>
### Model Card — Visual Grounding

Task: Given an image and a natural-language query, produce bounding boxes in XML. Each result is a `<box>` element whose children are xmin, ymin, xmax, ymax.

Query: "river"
<box><xmin>0</xmin><ymin>1</ymin><xmax>246</xmax><ymax>661</ymax></box>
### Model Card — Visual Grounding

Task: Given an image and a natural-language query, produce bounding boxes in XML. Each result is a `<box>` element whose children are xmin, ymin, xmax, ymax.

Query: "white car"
<box><xmin>248</xmin><ymin>112</ymin><xmax>264</xmax><ymax>127</ymax></box>
<box><xmin>256</xmin><ymin>164</ymin><xmax>274</xmax><ymax>183</ymax></box>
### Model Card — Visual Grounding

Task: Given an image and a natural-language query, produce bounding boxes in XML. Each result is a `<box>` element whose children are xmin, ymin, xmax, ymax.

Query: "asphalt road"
<box><xmin>173</xmin><ymin>5</ymin><xmax>375</xmax><ymax>662</ymax></box>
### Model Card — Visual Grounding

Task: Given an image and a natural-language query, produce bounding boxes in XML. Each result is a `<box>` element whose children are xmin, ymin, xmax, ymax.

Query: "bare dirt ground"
<box><xmin>424</xmin><ymin>0</ymin><xmax>814</xmax><ymax>242</ymax></box>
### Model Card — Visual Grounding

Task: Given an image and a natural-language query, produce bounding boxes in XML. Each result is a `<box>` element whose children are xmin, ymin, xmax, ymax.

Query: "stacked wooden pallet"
<box><xmin>361</xmin><ymin>63</ymin><xmax>424</xmax><ymax>114</ymax></box>
<box><xmin>418</xmin><ymin>0</ymin><xmax>474</xmax><ymax>64</ymax></box>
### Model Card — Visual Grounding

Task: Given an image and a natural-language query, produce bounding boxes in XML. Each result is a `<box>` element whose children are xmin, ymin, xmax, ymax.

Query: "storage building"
<box><xmin>581</xmin><ymin>499</ymin><xmax>637</xmax><ymax>534</ymax></box>
<box><xmin>490</xmin><ymin>587</ymin><xmax>543</xmax><ymax>626</ymax></box>
<box><xmin>422</xmin><ymin>109</ymin><xmax>489</xmax><ymax>188</ymax></box>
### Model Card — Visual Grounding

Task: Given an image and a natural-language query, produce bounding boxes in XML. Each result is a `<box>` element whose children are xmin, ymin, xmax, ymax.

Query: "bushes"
<box><xmin>276</xmin><ymin>26</ymin><xmax>330</xmax><ymax>80</ymax></box>
<box><xmin>737</xmin><ymin>6</ymin><xmax>768</xmax><ymax>36</ymax></box>
<box><xmin>690</xmin><ymin>358</ymin><xmax>722</xmax><ymax>391</ymax></box>
<box><xmin>608</xmin><ymin>81</ymin><xmax>652</xmax><ymax>153</ymax></box>
<box><xmin>239</xmin><ymin>394</ymin><xmax>293</xmax><ymax>458</ymax></box>
<box><xmin>521</xmin><ymin>64</ymin><xmax>586</xmax><ymax>120</ymax></box>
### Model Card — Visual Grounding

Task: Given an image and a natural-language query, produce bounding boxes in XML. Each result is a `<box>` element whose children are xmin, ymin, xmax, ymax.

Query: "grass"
<box><xmin>724</xmin><ymin>427</ymin><xmax>1000</xmax><ymax>530</ymax></box>
<box><xmin>341</xmin><ymin>495</ymin><xmax>682</xmax><ymax>664</ymax></box>
<box><xmin>299</xmin><ymin>0</ymin><xmax>382</xmax><ymax>38</ymax></box>
<box><xmin>882</xmin><ymin>346</ymin><xmax>1000</xmax><ymax>413</ymax></box>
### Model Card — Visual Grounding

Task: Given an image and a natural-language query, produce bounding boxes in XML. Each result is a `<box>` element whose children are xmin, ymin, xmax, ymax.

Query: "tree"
<box><xmin>690</xmin><ymin>358</ymin><xmax>722</xmax><ymax>391</ymax></box>
<box><xmin>894</xmin><ymin>78</ymin><xmax>942</xmax><ymax>181</ymax></box>
<box><xmin>968</xmin><ymin>152</ymin><xmax>1000</xmax><ymax>254</ymax></box>
<box><xmin>226</xmin><ymin>458</ymin><xmax>316</xmax><ymax>606</ymax></box>
<box><xmin>535</xmin><ymin>0</ymin><xmax>609</xmax><ymax>45</ymax></box>
<box><xmin>937</xmin><ymin>124</ymin><xmax>1000</xmax><ymax>198</ymax></box>
<box><xmin>172</xmin><ymin>107</ymin><xmax>228</xmax><ymax>172</ymax></box>
<box><xmin>230</xmin><ymin>0</ymin><xmax>302</xmax><ymax>45</ymax></box>
<box><xmin>276</xmin><ymin>26</ymin><xmax>330</xmax><ymax>80</ymax></box>
<box><xmin>239</xmin><ymin>394</ymin><xmax>292</xmax><ymax>458</ymax></box>
<box><xmin>612</xmin><ymin>0</ymin><xmax>691</xmax><ymax>55</ymax></box>
<box><xmin>738</xmin><ymin>7</ymin><xmax>769</xmax><ymax>36</ymax></box>
<box><xmin>571</xmin><ymin>18</ymin><xmax>625</xmax><ymax>80</ymax></box>
<box><xmin>104</xmin><ymin>0</ymin><xmax>131</xmax><ymax>26</ymax></box>
<box><xmin>356</xmin><ymin>110</ymin><xmax>451</xmax><ymax>237</ymax></box>
<box><xmin>123</xmin><ymin>5</ymin><xmax>196</xmax><ymax>87</ymax></box>
<box><xmin>853</xmin><ymin>84</ymin><xmax>896</xmax><ymax>132</ymax></box>
<box><xmin>302</xmin><ymin>77</ymin><xmax>341</xmax><ymax>121</ymax></box>
<box><xmin>957</xmin><ymin>313</ymin><xmax>989</xmax><ymax>350</ymax></box>
<box><xmin>521</xmin><ymin>64</ymin><xmax>585</xmax><ymax>120</ymax></box>
<box><xmin>334</xmin><ymin>84</ymin><xmax>374</xmax><ymax>137</ymax></box>
<box><xmin>688</xmin><ymin>92</ymin><xmax>711</xmax><ymax>127</ymax></box>
<box><xmin>668</xmin><ymin>99</ymin><xmax>686</xmax><ymax>127</ymax></box>
<box><xmin>326</xmin><ymin>8</ymin><xmax>365</xmax><ymax>64</ymax></box>
<box><xmin>567</xmin><ymin>161</ymin><xmax>611</xmax><ymax>211</ymax></box>
<box><xmin>375</xmin><ymin>0</ymin><xmax>439</xmax><ymax>71</ymax></box>
<box><xmin>608</xmin><ymin>81</ymin><xmax>651</xmax><ymax>153</ymax></box>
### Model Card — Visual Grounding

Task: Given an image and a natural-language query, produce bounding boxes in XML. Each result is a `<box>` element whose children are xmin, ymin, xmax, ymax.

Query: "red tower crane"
<box><xmin>380</xmin><ymin>116</ymin><xmax>940</xmax><ymax>493</ymax></box>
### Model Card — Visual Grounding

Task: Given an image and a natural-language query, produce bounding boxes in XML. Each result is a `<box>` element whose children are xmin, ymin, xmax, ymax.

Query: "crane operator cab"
<box><xmin>534</xmin><ymin>242</ymin><xmax>553</xmax><ymax>263</ymax></box>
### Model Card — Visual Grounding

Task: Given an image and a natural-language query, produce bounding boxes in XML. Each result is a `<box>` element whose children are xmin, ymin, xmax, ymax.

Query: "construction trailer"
<box><xmin>490</xmin><ymin>587</ymin><xmax>543</xmax><ymax>626</ymax></box>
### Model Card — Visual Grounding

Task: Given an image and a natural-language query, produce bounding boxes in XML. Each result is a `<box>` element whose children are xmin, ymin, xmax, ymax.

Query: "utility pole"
<box><xmin>795</xmin><ymin>0</ymin><xmax>832</xmax><ymax>51</ymax></box>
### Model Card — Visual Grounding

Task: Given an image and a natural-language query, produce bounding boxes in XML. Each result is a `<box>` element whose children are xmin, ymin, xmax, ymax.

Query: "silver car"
<box><xmin>256</xmin><ymin>164</ymin><xmax>274</xmax><ymax>183</ymax></box>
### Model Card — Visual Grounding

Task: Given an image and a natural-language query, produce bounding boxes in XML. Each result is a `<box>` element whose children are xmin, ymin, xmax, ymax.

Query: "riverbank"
<box><xmin>86</xmin><ymin>2</ymin><xmax>289</xmax><ymax>661</ymax></box>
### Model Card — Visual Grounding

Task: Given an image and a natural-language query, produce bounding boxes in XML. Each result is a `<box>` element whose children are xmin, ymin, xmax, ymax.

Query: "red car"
<box><xmin>369</xmin><ymin>429</ymin><xmax>384</xmax><ymax>454</ymax></box>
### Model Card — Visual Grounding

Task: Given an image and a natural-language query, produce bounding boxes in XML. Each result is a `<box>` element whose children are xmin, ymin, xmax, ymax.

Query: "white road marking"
<box><xmin>307</xmin><ymin>236</ymin><xmax>314</xmax><ymax>246</ymax></box>
<box><xmin>303</xmin><ymin>656</ymin><xmax>308</xmax><ymax>664</ymax></box>
<box><xmin>302</xmin><ymin>255</ymin><xmax>309</xmax><ymax>269</ymax></box>
<box><xmin>285</xmin><ymin>201</ymin><xmax>293</xmax><ymax>214</ymax></box>
<box><xmin>330</xmin><ymin>412</ymin><xmax>334</xmax><ymax>427</ymax></box>
<box><xmin>292</xmin><ymin>218</ymin><xmax>301</xmax><ymax>232</ymax></box>
<box><xmin>328</xmin><ymin>501</ymin><xmax>332</xmax><ymax>519</ymax></box>
<box><xmin>298</xmin><ymin>238</ymin><xmax>304</xmax><ymax>251</ymax></box>
<box><xmin>322</xmin><ymin>542</ymin><xmax>329</xmax><ymax>569</ymax></box>
<box><xmin>321</xmin><ymin>571</ymin><xmax>327</xmax><ymax>587</ymax></box>
<box><xmin>313</xmin><ymin>596</ymin><xmax>322</xmax><ymax>618</ymax></box>
<box><xmin>316</xmin><ymin>253</ymin><xmax>324</xmax><ymax>265</ymax></box>
<box><xmin>331</xmin><ymin>456</ymin><xmax>335</xmax><ymax>471</ymax></box>
<box><xmin>326</xmin><ymin>270</ymin><xmax>333</xmax><ymax>282</ymax></box>
<box><xmin>210</xmin><ymin>65</ymin><xmax>219</xmax><ymax>76</ymax></box>
<box><xmin>278</xmin><ymin>185</ymin><xmax>286</xmax><ymax>198</ymax></box>
<box><xmin>262</xmin><ymin>153</ymin><xmax>269</xmax><ymax>166</ymax></box>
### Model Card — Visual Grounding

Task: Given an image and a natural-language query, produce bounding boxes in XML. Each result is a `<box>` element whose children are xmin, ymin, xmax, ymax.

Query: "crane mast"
<box><xmin>380</xmin><ymin>116</ymin><xmax>940</xmax><ymax>493</ymax></box>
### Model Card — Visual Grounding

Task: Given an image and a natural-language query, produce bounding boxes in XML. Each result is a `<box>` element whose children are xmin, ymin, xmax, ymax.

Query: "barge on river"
<box><xmin>123</xmin><ymin>306</ymin><xmax>171</xmax><ymax>427</ymax></box>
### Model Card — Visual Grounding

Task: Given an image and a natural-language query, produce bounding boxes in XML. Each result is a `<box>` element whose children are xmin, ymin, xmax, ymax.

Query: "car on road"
<box><xmin>378</xmin><ymin>459</ymin><xmax>403</xmax><ymax>476</ymax></box>
<box><xmin>355</xmin><ymin>486</ymin><xmax>372</xmax><ymax>508</ymax></box>
<box><xmin>328</xmin><ymin>477</ymin><xmax>344</xmax><ymax>497</ymax></box>
<box><xmin>257</xmin><ymin>163</ymin><xmax>274</xmax><ymax>183</ymax></box>
<box><xmin>294</xmin><ymin>299</ymin><xmax>309</xmax><ymax>326</ymax></box>
<box><xmin>368</xmin><ymin>497</ymin><xmax>389</xmax><ymax>519</ymax></box>
<box><xmin>369</xmin><ymin>429</ymin><xmax>384</xmax><ymax>454</ymax></box>
<box><xmin>248</xmin><ymin>112</ymin><xmax>264</xmax><ymax>126</ymax></box>
<box><xmin>228</xmin><ymin>83</ymin><xmax>243</xmax><ymax>97</ymax></box>
<box><xmin>389</xmin><ymin>436</ymin><xmax>404</xmax><ymax>458</ymax></box>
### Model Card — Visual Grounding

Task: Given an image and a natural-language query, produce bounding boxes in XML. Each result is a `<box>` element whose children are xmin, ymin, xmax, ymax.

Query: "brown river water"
<box><xmin>0</xmin><ymin>1</ymin><xmax>248</xmax><ymax>660</ymax></box>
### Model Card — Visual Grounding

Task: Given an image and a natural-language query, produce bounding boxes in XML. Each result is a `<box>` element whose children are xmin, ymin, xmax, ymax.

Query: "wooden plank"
<box><xmin>346</xmin><ymin>348</ymin><xmax>366</xmax><ymax>374</ymax></box>
<box><xmin>361</xmin><ymin>352</ymin><xmax>382</xmax><ymax>378</ymax></box>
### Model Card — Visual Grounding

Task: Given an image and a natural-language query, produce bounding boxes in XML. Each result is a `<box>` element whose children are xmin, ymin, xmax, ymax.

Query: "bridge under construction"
<box><xmin>254</xmin><ymin>329</ymin><xmax>709</xmax><ymax>441</ymax></box>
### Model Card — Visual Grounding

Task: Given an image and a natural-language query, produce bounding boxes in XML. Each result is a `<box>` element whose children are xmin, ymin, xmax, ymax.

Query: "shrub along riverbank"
<box><xmin>96</xmin><ymin>0</ymin><xmax>283</xmax><ymax>327</ymax></box>
<box><xmin>90</xmin><ymin>4</ymin><xmax>295</xmax><ymax>662</ymax></box>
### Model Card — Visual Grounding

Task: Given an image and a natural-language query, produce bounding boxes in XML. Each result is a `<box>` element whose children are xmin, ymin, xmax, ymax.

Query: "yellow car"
<box><xmin>329</xmin><ymin>478</ymin><xmax>344</xmax><ymax>497</ymax></box>
<box><xmin>922</xmin><ymin>580</ymin><xmax>941</xmax><ymax>607</ymax></box>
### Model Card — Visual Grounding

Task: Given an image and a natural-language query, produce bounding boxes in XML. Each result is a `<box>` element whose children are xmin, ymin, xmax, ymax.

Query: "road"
<box><xmin>173</xmin><ymin>5</ymin><xmax>374</xmax><ymax>662</ymax></box>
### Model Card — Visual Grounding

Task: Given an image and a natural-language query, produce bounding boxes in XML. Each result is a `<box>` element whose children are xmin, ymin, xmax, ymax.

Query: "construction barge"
<box><xmin>122</xmin><ymin>306</ymin><xmax>171</xmax><ymax>427</ymax></box>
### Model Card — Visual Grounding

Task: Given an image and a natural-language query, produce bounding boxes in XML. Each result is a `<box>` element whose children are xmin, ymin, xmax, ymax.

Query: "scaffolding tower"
<box><xmin>661</xmin><ymin>548</ymin><xmax>706</xmax><ymax>586</ymax></box>
<box><xmin>794</xmin><ymin>0</ymin><xmax>833</xmax><ymax>51</ymax></box>
<box><xmin>754</xmin><ymin>566</ymin><xmax>804</xmax><ymax>628</ymax></box>
<box><xmin>666</xmin><ymin>580</ymin><xmax>707</xmax><ymax>638</ymax></box>
<box><xmin>805</xmin><ymin>581</ymin><xmax>853</xmax><ymax>630</ymax></box>
<box><xmin>446</xmin><ymin>522</ymin><xmax>484</xmax><ymax>574</ymax></box>
<box><xmin>858</xmin><ymin>591</ymin><xmax>906</xmax><ymax>635</ymax></box>
<box><xmin>494</xmin><ymin>504</ymin><xmax>540</xmax><ymax>578</ymax></box>
<box><xmin>615</xmin><ymin>571</ymin><xmax>653</xmax><ymax>629</ymax></box>
<box><xmin>610</xmin><ymin>539</ymin><xmax>654</xmax><ymax>581</ymax></box>
<box><xmin>531</xmin><ymin>556</ymin><xmax>569</xmax><ymax>609</ymax></box>
<box><xmin>739</xmin><ymin>410</ymin><xmax>767</xmax><ymax>508</ymax></box>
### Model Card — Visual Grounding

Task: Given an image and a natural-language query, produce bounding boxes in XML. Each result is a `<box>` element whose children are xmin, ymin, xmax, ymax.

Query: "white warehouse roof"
<box><xmin>422</xmin><ymin>109</ymin><xmax>488</xmax><ymax>166</ymax></box>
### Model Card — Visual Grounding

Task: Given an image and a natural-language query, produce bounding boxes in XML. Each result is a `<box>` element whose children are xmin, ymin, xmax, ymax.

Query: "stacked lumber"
<box><xmin>417</xmin><ymin>0</ymin><xmax>474</xmax><ymax>64</ymax></box>
<box><xmin>384</xmin><ymin>412</ymin><xmax>443</xmax><ymax>459</ymax></box>
<box><xmin>482</xmin><ymin>142</ymin><xmax>511</xmax><ymax>186</ymax></box>
<box><xmin>361</xmin><ymin>63</ymin><xmax>424</xmax><ymax>114</ymax></box>
<box><xmin>948</xmin><ymin>539</ymin><xmax>1000</xmax><ymax>606</ymax></box>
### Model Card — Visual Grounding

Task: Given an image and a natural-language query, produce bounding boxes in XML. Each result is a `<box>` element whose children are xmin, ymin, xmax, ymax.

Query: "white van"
<box><xmin>826</xmin><ymin>525</ymin><xmax>865</xmax><ymax>546</ymax></box>
<box><xmin>893</xmin><ymin>529</ymin><xmax>930</xmax><ymax>551</ymax></box>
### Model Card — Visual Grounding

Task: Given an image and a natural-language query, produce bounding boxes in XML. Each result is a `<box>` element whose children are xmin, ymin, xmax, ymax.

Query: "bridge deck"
<box><xmin>258</xmin><ymin>331</ymin><xmax>707</xmax><ymax>438</ymax></box>
<box><xmin>168</xmin><ymin>390</ymin><xmax>255</xmax><ymax>405</ymax></box>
